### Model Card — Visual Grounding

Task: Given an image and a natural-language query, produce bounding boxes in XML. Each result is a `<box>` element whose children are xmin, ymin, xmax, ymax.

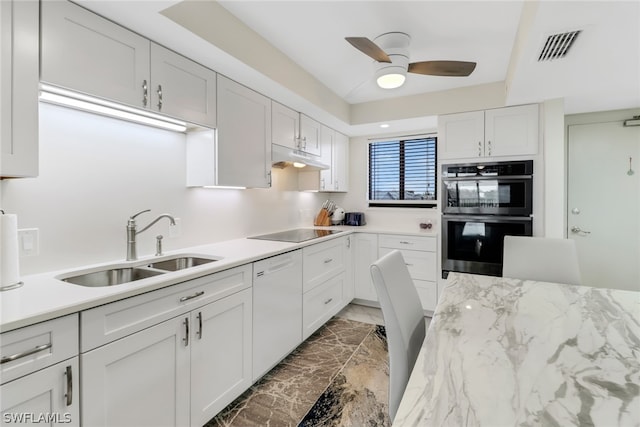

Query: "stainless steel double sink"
<box><xmin>59</xmin><ymin>255</ymin><xmax>220</xmax><ymax>287</ymax></box>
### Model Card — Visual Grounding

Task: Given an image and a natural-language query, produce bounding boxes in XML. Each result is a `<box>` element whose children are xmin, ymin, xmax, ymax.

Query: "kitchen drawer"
<box><xmin>81</xmin><ymin>265</ymin><xmax>251</xmax><ymax>352</ymax></box>
<box><xmin>303</xmin><ymin>272</ymin><xmax>345</xmax><ymax>340</ymax></box>
<box><xmin>302</xmin><ymin>237</ymin><xmax>346</xmax><ymax>292</ymax></box>
<box><xmin>379</xmin><ymin>247</ymin><xmax>437</xmax><ymax>282</ymax></box>
<box><xmin>1</xmin><ymin>314</ymin><xmax>78</xmax><ymax>384</ymax></box>
<box><xmin>414</xmin><ymin>279</ymin><xmax>438</xmax><ymax>312</ymax></box>
<box><xmin>378</xmin><ymin>234</ymin><xmax>436</xmax><ymax>252</ymax></box>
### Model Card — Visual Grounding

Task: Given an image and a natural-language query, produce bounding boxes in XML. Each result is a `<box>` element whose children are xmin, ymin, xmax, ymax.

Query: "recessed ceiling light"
<box><xmin>380</xmin><ymin>124</ymin><xmax>390</xmax><ymax>128</ymax></box>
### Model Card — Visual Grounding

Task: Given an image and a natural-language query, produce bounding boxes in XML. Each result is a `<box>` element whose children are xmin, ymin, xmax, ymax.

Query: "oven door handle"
<box><xmin>442</xmin><ymin>215</ymin><xmax>532</xmax><ymax>222</ymax></box>
<box><xmin>442</xmin><ymin>175</ymin><xmax>533</xmax><ymax>182</ymax></box>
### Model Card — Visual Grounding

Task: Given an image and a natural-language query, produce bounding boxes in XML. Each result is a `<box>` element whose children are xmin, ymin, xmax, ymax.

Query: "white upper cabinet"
<box><xmin>333</xmin><ymin>131</ymin><xmax>349</xmax><ymax>192</ymax></box>
<box><xmin>41</xmin><ymin>1</ymin><xmax>216</xmax><ymax>127</ymax></box>
<box><xmin>439</xmin><ymin>104</ymin><xmax>539</xmax><ymax>160</ymax></box>
<box><xmin>216</xmin><ymin>75</ymin><xmax>271</xmax><ymax>188</ymax></box>
<box><xmin>484</xmin><ymin>104</ymin><xmax>539</xmax><ymax>157</ymax></box>
<box><xmin>438</xmin><ymin>111</ymin><xmax>485</xmax><ymax>159</ymax></box>
<box><xmin>299</xmin><ymin>114</ymin><xmax>322</xmax><ymax>156</ymax></box>
<box><xmin>1</xmin><ymin>0</ymin><xmax>39</xmax><ymax>178</ymax></box>
<box><xmin>272</xmin><ymin>103</ymin><xmax>322</xmax><ymax>156</ymax></box>
<box><xmin>41</xmin><ymin>0</ymin><xmax>150</xmax><ymax>109</ymax></box>
<box><xmin>271</xmin><ymin>101</ymin><xmax>300</xmax><ymax>149</ymax></box>
<box><xmin>149</xmin><ymin>43</ymin><xmax>216</xmax><ymax>127</ymax></box>
<box><xmin>319</xmin><ymin>124</ymin><xmax>335</xmax><ymax>190</ymax></box>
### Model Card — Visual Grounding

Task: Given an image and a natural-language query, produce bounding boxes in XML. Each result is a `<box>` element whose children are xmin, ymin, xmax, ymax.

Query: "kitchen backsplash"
<box><xmin>0</xmin><ymin>103</ymin><xmax>336</xmax><ymax>275</ymax></box>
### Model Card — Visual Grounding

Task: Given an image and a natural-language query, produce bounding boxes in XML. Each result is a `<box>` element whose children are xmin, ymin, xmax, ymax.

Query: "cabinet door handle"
<box><xmin>487</xmin><ymin>140</ymin><xmax>491</xmax><ymax>155</ymax></box>
<box><xmin>323</xmin><ymin>258</ymin><xmax>333</xmax><ymax>264</ymax></box>
<box><xmin>324</xmin><ymin>298</ymin><xmax>333</xmax><ymax>305</ymax></box>
<box><xmin>183</xmin><ymin>317</ymin><xmax>189</xmax><ymax>347</ymax></box>
<box><xmin>157</xmin><ymin>85</ymin><xmax>163</xmax><ymax>110</ymax></box>
<box><xmin>142</xmin><ymin>80</ymin><xmax>148</xmax><ymax>107</ymax></box>
<box><xmin>405</xmin><ymin>263</ymin><xmax>413</xmax><ymax>267</ymax></box>
<box><xmin>197</xmin><ymin>312</ymin><xmax>203</xmax><ymax>339</ymax></box>
<box><xmin>346</xmin><ymin>237</ymin><xmax>351</xmax><ymax>248</ymax></box>
<box><xmin>478</xmin><ymin>141</ymin><xmax>482</xmax><ymax>157</ymax></box>
<box><xmin>1</xmin><ymin>343</ymin><xmax>52</xmax><ymax>364</ymax></box>
<box><xmin>179</xmin><ymin>291</ymin><xmax>204</xmax><ymax>302</ymax></box>
<box><xmin>65</xmin><ymin>365</ymin><xmax>73</xmax><ymax>406</ymax></box>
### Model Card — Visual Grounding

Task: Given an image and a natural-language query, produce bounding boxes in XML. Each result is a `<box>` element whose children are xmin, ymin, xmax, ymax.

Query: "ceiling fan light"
<box><xmin>377</xmin><ymin>72</ymin><xmax>406</xmax><ymax>89</ymax></box>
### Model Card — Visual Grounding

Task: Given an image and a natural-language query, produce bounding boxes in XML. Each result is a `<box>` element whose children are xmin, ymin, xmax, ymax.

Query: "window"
<box><xmin>369</xmin><ymin>136</ymin><xmax>437</xmax><ymax>207</ymax></box>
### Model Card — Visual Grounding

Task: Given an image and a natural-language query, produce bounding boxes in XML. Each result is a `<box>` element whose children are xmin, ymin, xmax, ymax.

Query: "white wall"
<box><xmin>0</xmin><ymin>103</ymin><xmax>328</xmax><ymax>275</ymax></box>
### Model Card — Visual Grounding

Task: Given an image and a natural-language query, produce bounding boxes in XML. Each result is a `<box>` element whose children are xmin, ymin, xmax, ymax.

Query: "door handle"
<box><xmin>570</xmin><ymin>226</ymin><xmax>591</xmax><ymax>235</ymax></box>
<box><xmin>65</xmin><ymin>365</ymin><xmax>73</xmax><ymax>406</ymax></box>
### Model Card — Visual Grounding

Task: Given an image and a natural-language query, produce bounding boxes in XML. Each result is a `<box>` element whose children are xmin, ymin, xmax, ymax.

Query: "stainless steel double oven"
<box><xmin>442</xmin><ymin>160</ymin><xmax>533</xmax><ymax>277</ymax></box>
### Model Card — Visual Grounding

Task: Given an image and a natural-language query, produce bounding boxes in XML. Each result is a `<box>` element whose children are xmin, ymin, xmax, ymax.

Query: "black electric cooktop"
<box><xmin>248</xmin><ymin>229</ymin><xmax>342</xmax><ymax>243</ymax></box>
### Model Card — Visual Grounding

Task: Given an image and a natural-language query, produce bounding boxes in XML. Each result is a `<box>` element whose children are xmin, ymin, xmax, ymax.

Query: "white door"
<box><xmin>353</xmin><ymin>233</ymin><xmax>379</xmax><ymax>301</ymax></box>
<box><xmin>150</xmin><ymin>43</ymin><xmax>217</xmax><ymax>127</ymax></box>
<box><xmin>568</xmin><ymin>120</ymin><xmax>640</xmax><ymax>291</ymax></box>
<box><xmin>81</xmin><ymin>318</ymin><xmax>190</xmax><ymax>427</ymax></box>
<box><xmin>216</xmin><ymin>75</ymin><xmax>272</xmax><ymax>188</ymax></box>
<box><xmin>41</xmin><ymin>1</ymin><xmax>150</xmax><ymax>109</ymax></box>
<box><xmin>190</xmin><ymin>289</ymin><xmax>252</xmax><ymax>426</ymax></box>
<box><xmin>1</xmin><ymin>359</ymin><xmax>80</xmax><ymax>427</ymax></box>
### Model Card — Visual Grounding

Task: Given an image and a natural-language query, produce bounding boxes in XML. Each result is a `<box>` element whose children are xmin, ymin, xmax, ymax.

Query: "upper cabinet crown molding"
<box><xmin>40</xmin><ymin>1</ymin><xmax>216</xmax><ymax>128</ymax></box>
<box><xmin>438</xmin><ymin>104</ymin><xmax>539</xmax><ymax>160</ymax></box>
<box><xmin>1</xmin><ymin>0</ymin><xmax>39</xmax><ymax>178</ymax></box>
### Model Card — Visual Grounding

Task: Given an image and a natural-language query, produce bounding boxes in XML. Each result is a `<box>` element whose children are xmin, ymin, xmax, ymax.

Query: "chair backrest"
<box><xmin>503</xmin><ymin>235</ymin><xmax>582</xmax><ymax>285</ymax></box>
<box><xmin>370</xmin><ymin>250</ymin><xmax>426</xmax><ymax>421</ymax></box>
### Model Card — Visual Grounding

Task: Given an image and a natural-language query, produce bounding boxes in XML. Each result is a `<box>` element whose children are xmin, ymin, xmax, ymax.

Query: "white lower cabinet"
<box><xmin>189</xmin><ymin>288</ymin><xmax>252</xmax><ymax>425</ymax></box>
<box><xmin>1</xmin><ymin>358</ymin><xmax>80</xmax><ymax>427</ymax></box>
<box><xmin>353</xmin><ymin>233</ymin><xmax>379</xmax><ymax>301</ymax></box>
<box><xmin>302</xmin><ymin>236</ymin><xmax>351</xmax><ymax>339</ymax></box>
<box><xmin>303</xmin><ymin>272</ymin><xmax>346</xmax><ymax>340</ymax></box>
<box><xmin>80</xmin><ymin>266</ymin><xmax>252</xmax><ymax>427</ymax></box>
<box><xmin>81</xmin><ymin>317</ymin><xmax>190</xmax><ymax>427</ymax></box>
<box><xmin>378</xmin><ymin>234</ymin><xmax>438</xmax><ymax>312</ymax></box>
<box><xmin>1</xmin><ymin>314</ymin><xmax>80</xmax><ymax>426</ymax></box>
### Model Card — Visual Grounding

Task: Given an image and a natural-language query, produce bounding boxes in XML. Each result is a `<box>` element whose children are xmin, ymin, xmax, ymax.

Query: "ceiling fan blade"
<box><xmin>408</xmin><ymin>61</ymin><xmax>477</xmax><ymax>77</ymax></box>
<box><xmin>345</xmin><ymin>37</ymin><xmax>392</xmax><ymax>63</ymax></box>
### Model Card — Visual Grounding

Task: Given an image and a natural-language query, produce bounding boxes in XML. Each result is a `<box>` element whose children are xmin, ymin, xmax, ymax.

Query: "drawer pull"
<box><xmin>1</xmin><ymin>343</ymin><xmax>52</xmax><ymax>364</ymax></box>
<box><xmin>65</xmin><ymin>365</ymin><xmax>73</xmax><ymax>406</ymax></box>
<box><xmin>323</xmin><ymin>258</ymin><xmax>333</xmax><ymax>264</ymax></box>
<box><xmin>179</xmin><ymin>291</ymin><xmax>204</xmax><ymax>302</ymax></box>
<box><xmin>324</xmin><ymin>298</ymin><xmax>333</xmax><ymax>305</ymax></box>
<box><xmin>399</xmin><ymin>241</ymin><xmax>413</xmax><ymax>245</ymax></box>
<box><xmin>405</xmin><ymin>263</ymin><xmax>413</xmax><ymax>267</ymax></box>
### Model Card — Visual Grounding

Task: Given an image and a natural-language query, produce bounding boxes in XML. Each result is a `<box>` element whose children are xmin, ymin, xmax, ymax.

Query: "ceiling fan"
<box><xmin>345</xmin><ymin>32</ymin><xmax>476</xmax><ymax>89</ymax></box>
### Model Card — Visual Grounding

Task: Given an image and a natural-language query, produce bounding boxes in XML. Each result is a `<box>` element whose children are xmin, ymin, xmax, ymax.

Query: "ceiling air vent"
<box><xmin>538</xmin><ymin>30</ymin><xmax>581</xmax><ymax>61</ymax></box>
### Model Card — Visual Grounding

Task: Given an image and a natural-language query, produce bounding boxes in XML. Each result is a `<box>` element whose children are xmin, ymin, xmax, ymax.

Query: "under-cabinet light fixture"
<box><xmin>623</xmin><ymin>116</ymin><xmax>640</xmax><ymax>127</ymax></box>
<box><xmin>39</xmin><ymin>84</ymin><xmax>188</xmax><ymax>133</ymax></box>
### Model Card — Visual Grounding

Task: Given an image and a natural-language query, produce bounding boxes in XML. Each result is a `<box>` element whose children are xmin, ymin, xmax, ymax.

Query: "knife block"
<box><xmin>314</xmin><ymin>208</ymin><xmax>332</xmax><ymax>226</ymax></box>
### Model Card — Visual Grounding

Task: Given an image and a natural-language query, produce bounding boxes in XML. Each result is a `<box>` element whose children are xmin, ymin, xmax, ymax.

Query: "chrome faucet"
<box><xmin>126</xmin><ymin>209</ymin><xmax>176</xmax><ymax>261</ymax></box>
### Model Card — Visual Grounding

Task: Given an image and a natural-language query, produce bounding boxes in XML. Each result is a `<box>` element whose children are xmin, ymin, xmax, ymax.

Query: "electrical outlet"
<box><xmin>169</xmin><ymin>218</ymin><xmax>181</xmax><ymax>238</ymax></box>
<box><xmin>18</xmin><ymin>228</ymin><xmax>39</xmax><ymax>256</ymax></box>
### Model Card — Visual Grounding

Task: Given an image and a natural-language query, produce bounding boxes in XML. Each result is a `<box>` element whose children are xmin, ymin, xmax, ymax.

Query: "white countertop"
<box><xmin>393</xmin><ymin>272</ymin><xmax>640</xmax><ymax>427</ymax></box>
<box><xmin>1</xmin><ymin>226</ymin><xmax>438</xmax><ymax>333</ymax></box>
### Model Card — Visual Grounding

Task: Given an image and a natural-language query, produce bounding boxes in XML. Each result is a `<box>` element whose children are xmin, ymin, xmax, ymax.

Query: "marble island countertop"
<box><xmin>394</xmin><ymin>272</ymin><xmax>640</xmax><ymax>427</ymax></box>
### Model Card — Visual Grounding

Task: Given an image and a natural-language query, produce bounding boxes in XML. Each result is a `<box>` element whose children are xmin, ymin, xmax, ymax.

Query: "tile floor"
<box><xmin>204</xmin><ymin>304</ymin><xmax>429</xmax><ymax>427</ymax></box>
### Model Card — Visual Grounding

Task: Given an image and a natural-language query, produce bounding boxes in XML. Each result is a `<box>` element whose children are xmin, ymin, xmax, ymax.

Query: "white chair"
<box><xmin>503</xmin><ymin>235</ymin><xmax>582</xmax><ymax>285</ymax></box>
<box><xmin>370</xmin><ymin>250</ymin><xmax>426</xmax><ymax>421</ymax></box>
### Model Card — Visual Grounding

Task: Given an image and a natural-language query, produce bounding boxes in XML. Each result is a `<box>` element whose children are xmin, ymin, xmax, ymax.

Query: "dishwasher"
<box><xmin>252</xmin><ymin>249</ymin><xmax>303</xmax><ymax>381</ymax></box>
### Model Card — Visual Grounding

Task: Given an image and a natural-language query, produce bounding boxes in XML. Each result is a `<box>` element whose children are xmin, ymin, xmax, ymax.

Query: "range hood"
<box><xmin>271</xmin><ymin>143</ymin><xmax>329</xmax><ymax>170</ymax></box>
